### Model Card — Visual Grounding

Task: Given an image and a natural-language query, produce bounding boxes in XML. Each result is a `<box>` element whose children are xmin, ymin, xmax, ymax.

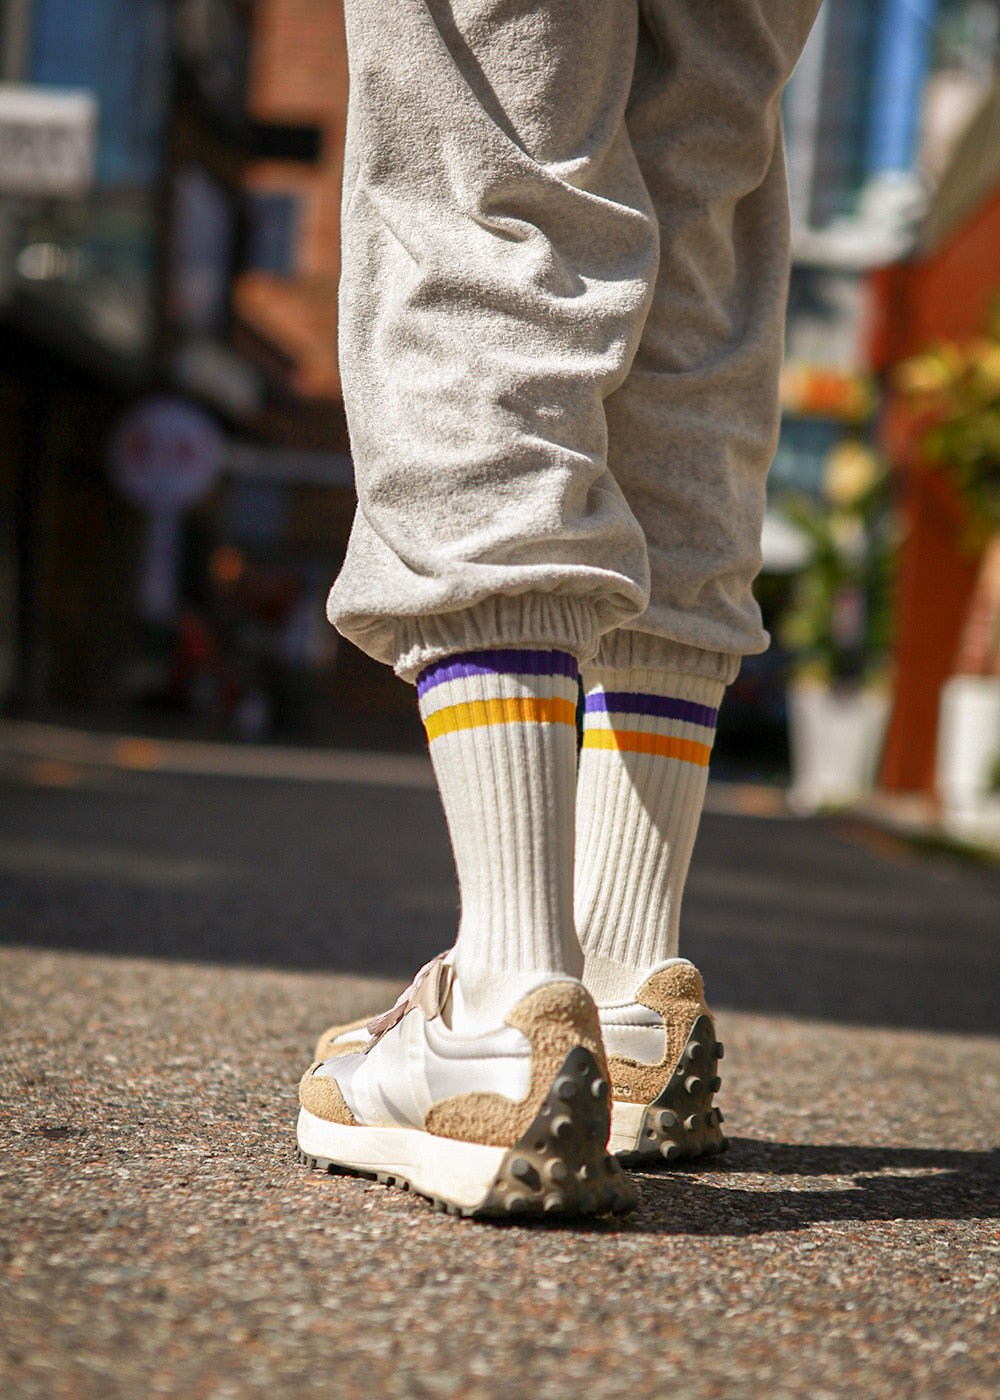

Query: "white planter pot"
<box><xmin>936</xmin><ymin>675</ymin><xmax>1000</xmax><ymax>843</ymax></box>
<box><xmin>786</xmin><ymin>681</ymin><xmax>892</xmax><ymax>813</ymax></box>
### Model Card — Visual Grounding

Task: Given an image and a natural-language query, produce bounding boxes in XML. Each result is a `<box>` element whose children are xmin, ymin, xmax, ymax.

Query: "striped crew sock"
<box><xmin>574</xmin><ymin>667</ymin><xmax>724</xmax><ymax>1006</ymax></box>
<box><xmin>416</xmin><ymin>648</ymin><xmax>584</xmax><ymax>1022</ymax></box>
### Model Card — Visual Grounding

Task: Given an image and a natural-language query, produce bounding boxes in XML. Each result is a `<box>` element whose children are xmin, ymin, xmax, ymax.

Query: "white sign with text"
<box><xmin>0</xmin><ymin>84</ymin><xmax>97</xmax><ymax>198</ymax></box>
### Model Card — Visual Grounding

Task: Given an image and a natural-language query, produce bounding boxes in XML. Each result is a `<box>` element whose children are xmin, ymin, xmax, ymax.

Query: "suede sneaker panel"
<box><xmin>423</xmin><ymin>981</ymin><xmax>606</xmax><ymax>1148</ymax></box>
<box><xmin>299</xmin><ymin>1061</ymin><xmax>359</xmax><ymax>1125</ymax></box>
<box><xmin>605</xmin><ymin>961</ymin><xmax>710</xmax><ymax>1104</ymax></box>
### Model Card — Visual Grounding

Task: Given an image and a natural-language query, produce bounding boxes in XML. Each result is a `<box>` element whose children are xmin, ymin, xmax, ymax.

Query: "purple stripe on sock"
<box><xmin>584</xmin><ymin>691</ymin><xmax>718</xmax><ymax>729</ymax></box>
<box><xmin>416</xmin><ymin>648</ymin><xmax>579</xmax><ymax>697</ymax></box>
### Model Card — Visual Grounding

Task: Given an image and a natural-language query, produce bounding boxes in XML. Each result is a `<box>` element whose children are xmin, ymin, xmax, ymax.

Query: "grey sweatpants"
<box><xmin>327</xmin><ymin>0</ymin><xmax>822</xmax><ymax>684</ymax></box>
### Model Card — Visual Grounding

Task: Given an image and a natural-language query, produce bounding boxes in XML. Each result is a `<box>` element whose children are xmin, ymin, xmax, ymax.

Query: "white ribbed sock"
<box><xmin>416</xmin><ymin>648</ymin><xmax>584</xmax><ymax>1022</ymax></box>
<box><xmin>574</xmin><ymin>667</ymin><xmax>724</xmax><ymax>1005</ymax></box>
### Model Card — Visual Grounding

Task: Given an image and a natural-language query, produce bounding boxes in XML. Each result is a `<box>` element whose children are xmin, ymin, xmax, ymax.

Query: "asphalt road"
<box><xmin>1</xmin><ymin>744</ymin><xmax>997</xmax><ymax>1033</ymax></box>
<box><xmin>1</xmin><ymin>741</ymin><xmax>998</xmax><ymax>1398</ymax></box>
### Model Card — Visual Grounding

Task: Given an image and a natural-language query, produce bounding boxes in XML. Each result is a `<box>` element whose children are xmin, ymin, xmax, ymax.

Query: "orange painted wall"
<box><xmin>877</xmin><ymin>404</ymin><xmax>981</xmax><ymax>792</ymax></box>
<box><xmin>873</xmin><ymin>190</ymin><xmax>1000</xmax><ymax>366</ymax></box>
<box><xmin>871</xmin><ymin>188</ymin><xmax>1000</xmax><ymax>792</ymax></box>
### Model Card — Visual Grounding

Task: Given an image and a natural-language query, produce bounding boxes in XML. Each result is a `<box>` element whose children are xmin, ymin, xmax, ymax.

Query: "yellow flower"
<box><xmin>894</xmin><ymin>345</ymin><xmax>965</xmax><ymax>395</ymax></box>
<box><xmin>823</xmin><ymin>440</ymin><xmax>881</xmax><ymax>508</ymax></box>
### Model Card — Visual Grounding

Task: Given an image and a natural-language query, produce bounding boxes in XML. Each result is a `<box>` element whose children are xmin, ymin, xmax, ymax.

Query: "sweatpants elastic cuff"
<box><xmin>392</xmin><ymin>594</ymin><xmax>603</xmax><ymax>684</ymax></box>
<box><xmin>589</xmin><ymin>631</ymin><xmax>742</xmax><ymax>686</ymax></box>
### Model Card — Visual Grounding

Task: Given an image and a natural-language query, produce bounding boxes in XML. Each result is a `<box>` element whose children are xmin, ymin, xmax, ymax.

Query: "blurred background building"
<box><xmin>0</xmin><ymin>0</ymin><xmax>414</xmax><ymax>749</ymax></box>
<box><xmin>2</xmin><ymin>0</ymin><xmax>1000</xmax><ymax>815</ymax></box>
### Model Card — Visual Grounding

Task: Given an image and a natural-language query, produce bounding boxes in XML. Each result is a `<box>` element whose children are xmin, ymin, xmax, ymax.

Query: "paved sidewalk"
<box><xmin>1</xmin><ymin>735</ymin><xmax>998</xmax><ymax>1399</ymax></box>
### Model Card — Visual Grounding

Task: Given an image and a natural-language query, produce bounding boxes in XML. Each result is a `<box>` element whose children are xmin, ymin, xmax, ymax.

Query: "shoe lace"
<box><xmin>365</xmin><ymin>953</ymin><xmax>448</xmax><ymax>1039</ymax></box>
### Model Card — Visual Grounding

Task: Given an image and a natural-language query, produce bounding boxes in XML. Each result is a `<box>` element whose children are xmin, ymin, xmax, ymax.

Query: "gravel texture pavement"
<box><xmin>1</xmin><ymin>741</ymin><xmax>998</xmax><ymax>1399</ymax></box>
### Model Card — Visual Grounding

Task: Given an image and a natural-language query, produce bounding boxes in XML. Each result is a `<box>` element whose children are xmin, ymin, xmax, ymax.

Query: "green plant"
<box><xmin>778</xmin><ymin>441</ymin><xmax>895</xmax><ymax>685</ymax></box>
<box><xmin>895</xmin><ymin>295</ymin><xmax>1000</xmax><ymax>545</ymax></box>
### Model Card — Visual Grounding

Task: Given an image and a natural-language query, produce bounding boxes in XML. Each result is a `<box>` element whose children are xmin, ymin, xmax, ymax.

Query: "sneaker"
<box><xmin>297</xmin><ymin>958</ymin><xmax>637</xmax><ymax>1219</ymax></box>
<box><xmin>601</xmin><ymin>959</ymin><xmax>728</xmax><ymax>1165</ymax></box>
<box><xmin>314</xmin><ymin>956</ymin><xmax>727</xmax><ymax>1169</ymax></box>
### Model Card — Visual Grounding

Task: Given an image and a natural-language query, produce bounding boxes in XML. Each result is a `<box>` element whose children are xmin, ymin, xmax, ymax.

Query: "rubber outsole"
<box><xmin>298</xmin><ymin>1046</ymin><xmax>637</xmax><ymax>1219</ymax></box>
<box><xmin>613</xmin><ymin>1014</ymin><xmax>729</xmax><ymax>1167</ymax></box>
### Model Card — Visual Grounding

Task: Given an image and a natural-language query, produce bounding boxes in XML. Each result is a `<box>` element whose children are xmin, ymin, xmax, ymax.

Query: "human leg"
<box><xmin>326</xmin><ymin>0</ymin><xmax>659</xmax><ymax>681</ymax></box>
<box><xmin>573</xmin><ymin>0</ymin><xmax>822</xmax><ymax>1161</ymax></box>
<box><xmin>305</xmin><ymin>0</ymin><xmax>662</xmax><ymax>1214</ymax></box>
<box><xmin>415</xmin><ymin>647</ymin><xmax>582</xmax><ymax>1018</ymax></box>
<box><xmin>301</xmin><ymin>644</ymin><xmax>638</xmax><ymax>1214</ymax></box>
<box><xmin>574</xmin><ymin>633</ymin><xmax>734</xmax><ymax>1161</ymax></box>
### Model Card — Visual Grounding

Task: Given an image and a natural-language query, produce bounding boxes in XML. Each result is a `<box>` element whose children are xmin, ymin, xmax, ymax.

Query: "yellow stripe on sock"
<box><xmin>424</xmin><ymin>695</ymin><xmax>577</xmax><ymax>741</ymax></box>
<box><xmin>581</xmin><ymin>729</ymin><xmax>713</xmax><ymax>767</ymax></box>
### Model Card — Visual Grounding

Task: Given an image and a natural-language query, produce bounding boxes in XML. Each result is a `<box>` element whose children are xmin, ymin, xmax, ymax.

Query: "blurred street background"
<box><xmin>0</xmin><ymin>0</ymin><xmax>999</xmax><ymax>823</ymax></box>
<box><xmin>1</xmin><ymin>3</ymin><xmax>999</xmax><ymax>1398</ymax></box>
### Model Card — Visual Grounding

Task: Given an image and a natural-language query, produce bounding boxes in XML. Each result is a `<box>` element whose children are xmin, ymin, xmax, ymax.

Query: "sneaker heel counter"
<box><xmin>478</xmin><ymin>1045</ymin><xmax>636</xmax><ymax>1217</ymax></box>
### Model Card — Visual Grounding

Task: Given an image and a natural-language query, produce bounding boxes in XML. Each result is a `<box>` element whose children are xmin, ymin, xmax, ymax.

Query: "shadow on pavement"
<box><xmin>709</xmin><ymin>1138</ymin><xmax>1000</xmax><ymax>1177</ymax></box>
<box><xmin>479</xmin><ymin>1141</ymin><xmax>1000</xmax><ymax>1236</ymax></box>
<box><xmin>1</xmin><ymin>769</ymin><xmax>999</xmax><ymax>1035</ymax></box>
<box><xmin>625</xmin><ymin>1139</ymin><xmax>1000</xmax><ymax>1235</ymax></box>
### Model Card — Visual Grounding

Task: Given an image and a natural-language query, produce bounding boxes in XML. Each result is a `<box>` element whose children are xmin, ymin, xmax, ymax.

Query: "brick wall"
<box><xmin>236</xmin><ymin>0</ymin><xmax>349</xmax><ymax>398</ymax></box>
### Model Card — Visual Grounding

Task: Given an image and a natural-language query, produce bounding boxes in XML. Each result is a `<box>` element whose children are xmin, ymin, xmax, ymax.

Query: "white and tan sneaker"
<box><xmin>601</xmin><ymin>959</ymin><xmax>728</xmax><ymax>1165</ymax></box>
<box><xmin>297</xmin><ymin>959</ymin><xmax>636</xmax><ymax>1219</ymax></box>
<box><xmin>313</xmin><ymin>955</ymin><xmax>727</xmax><ymax>1170</ymax></box>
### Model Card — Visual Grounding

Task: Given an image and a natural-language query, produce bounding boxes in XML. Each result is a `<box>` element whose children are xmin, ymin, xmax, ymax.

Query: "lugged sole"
<box><xmin>609</xmin><ymin>1014</ymin><xmax>729</xmax><ymax>1166</ymax></box>
<box><xmin>297</xmin><ymin>1046</ymin><xmax>637</xmax><ymax>1219</ymax></box>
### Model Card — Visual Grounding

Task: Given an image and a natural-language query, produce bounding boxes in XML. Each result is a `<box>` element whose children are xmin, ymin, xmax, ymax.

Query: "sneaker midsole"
<box><xmin>296</xmin><ymin>1107</ymin><xmax>508</xmax><ymax>1211</ymax></box>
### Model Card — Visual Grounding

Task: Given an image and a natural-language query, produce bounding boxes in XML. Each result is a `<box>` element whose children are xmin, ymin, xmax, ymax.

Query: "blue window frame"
<box><xmin>247</xmin><ymin>192</ymin><xmax>301</xmax><ymax>278</ymax></box>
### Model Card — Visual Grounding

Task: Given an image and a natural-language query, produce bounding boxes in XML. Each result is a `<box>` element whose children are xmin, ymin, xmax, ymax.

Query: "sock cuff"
<box><xmin>581</xmin><ymin>669</ymin><xmax>725</xmax><ymax>717</ymax></box>
<box><xmin>579</xmin><ymin>670</ymin><xmax>722</xmax><ymax>769</ymax></box>
<box><xmin>417</xmin><ymin>648</ymin><xmax>581</xmax><ymax>741</ymax></box>
<box><xmin>417</xmin><ymin>647</ymin><xmax>578</xmax><ymax>697</ymax></box>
